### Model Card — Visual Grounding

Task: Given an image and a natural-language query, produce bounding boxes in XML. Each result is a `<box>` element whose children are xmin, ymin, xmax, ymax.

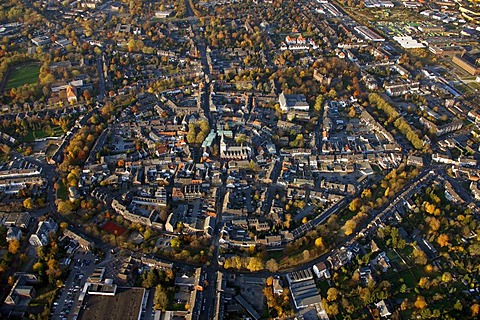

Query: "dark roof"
<box><xmin>78</xmin><ymin>287</ymin><xmax>145</xmax><ymax>320</ymax></box>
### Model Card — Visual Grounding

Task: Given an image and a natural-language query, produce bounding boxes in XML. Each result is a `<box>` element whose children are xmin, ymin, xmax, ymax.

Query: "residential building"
<box><xmin>29</xmin><ymin>218</ymin><xmax>58</xmax><ymax>247</ymax></box>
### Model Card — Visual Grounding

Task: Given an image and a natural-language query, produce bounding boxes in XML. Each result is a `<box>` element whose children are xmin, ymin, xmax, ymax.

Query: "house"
<box><xmin>4</xmin><ymin>275</ymin><xmax>36</xmax><ymax>306</ymax></box>
<box><xmin>444</xmin><ymin>181</ymin><xmax>465</xmax><ymax>204</ymax></box>
<box><xmin>312</xmin><ymin>261</ymin><xmax>331</xmax><ymax>279</ymax></box>
<box><xmin>66</xmin><ymin>85</ymin><xmax>77</xmax><ymax>104</ymax></box>
<box><xmin>407</xmin><ymin>155</ymin><xmax>424</xmax><ymax>167</ymax></box>
<box><xmin>375</xmin><ymin>300</ymin><xmax>392</xmax><ymax>318</ymax></box>
<box><xmin>273</xmin><ymin>278</ymin><xmax>283</xmax><ymax>295</ymax></box>
<box><xmin>6</xmin><ymin>227</ymin><xmax>22</xmax><ymax>242</ymax></box>
<box><xmin>155</xmin><ymin>11</ymin><xmax>172</xmax><ymax>18</ymax></box>
<box><xmin>29</xmin><ymin>218</ymin><xmax>58</xmax><ymax>247</ymax></box>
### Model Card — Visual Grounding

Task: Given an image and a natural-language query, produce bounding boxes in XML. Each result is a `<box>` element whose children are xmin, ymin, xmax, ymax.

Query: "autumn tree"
<box><xmin>23</xmin><ymin>197</ymin><xmax>34</xmax><ymax>209</ymax></box>
<box><xmin>315</xmin><ymin>237</ymin><xmax>325</xmax><ymax>251</ymax></box>
<box><xmin>436</xmin><ymin>234</ymin><xmax>449</xmax><ymax>247</ymax></box>
<box><xmin>8</xmin><ymin>239</ymin><xmax>20</xmax><ymax>254</ymax></box>
<box><xmin>266</xmin><ymin>259</ymin><xmax>279</xmax><ymax>272</ymax></box>
<box><xmin>327</xmin><ymin>287</ymin><xmax>339</xmax><ymax>302</ymax></box>
<box><xmin>414</xmin><ymin>295</ymin><xmax>427</xmax><ymax>309</ymax></box>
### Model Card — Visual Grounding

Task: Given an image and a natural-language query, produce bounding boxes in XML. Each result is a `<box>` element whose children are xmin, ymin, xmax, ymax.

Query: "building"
<box><xmin>273</xmin><ymin>278</ymin><xmax>284</xmax><ymax>295</ymax></box>
<box><xmin>64</xmin><ymin>228</ymin><xmax>94</xmax><ymax>251</ymax></box>
<box><xmin>0</xmin><ymin>211</ymin><xmax>31</xmax><ymax>229</ymax></box>
<box><xmin>384</xmin><ymin>81</ymin><xmax>420</xmax><ymax>97</ymax></box>
<box><xmin>312</xmin><ymin>261</ymin><xmax>331</xmax><ymax>279</ymax></box>
<box><xmin>406</xmin><ymin>155</ymin><xmax>424</xmax><ymax>167</ymax></box>
<box><xmin>219</xmin><ymin>134</ymin><xmax>252</xmax><ymax>160</ymax></box>
<box><xmin>6</xmin><ymin>227</ymin><xmax>22</xmax><ymax>242</ymax></box>
<box><xmin>141</xmin><ymin>256</ymin><xmax>173</xmax><ymax>270</ymax></box>
<box><xmin>4</xmin><ymin>276</ymin><xmax>36</xmax><ymax>306</ymax></box>
<box><xmin>78</xmin><ymin>283</ymin><xmax>146</xmax><ymax>320</ymax></box>
<box><xmin>29</xmin><ymin>218</ymin><xmax>58</xmax><ymax>247</ymax></box>
<box><xmin>155</xmin><ymin>10</ymin><xmax>172</xmax><ymax>18</ymax></box>
<box><xmin>65</xmin><ymin>85</ymin><xmax>78</xmax><ymax>104</ymax></box>
<box><xmin>393</xmin><ymin>36</ymin><xmax>424</xmax><ymax>49</ymax></box>
<box><xmin>278</xmin><ymin>93</ymin><xmax>309</xmax><ymax>112</ymax></box>
<box><xmin>452</xmin><ymin>54</ymin><xmax>480</xmax><ymax>76</ymax></box>
<box><xmin>354</xmin><ymin>26</ymin><xmax>385</xmax><ymax>42</ymax></box>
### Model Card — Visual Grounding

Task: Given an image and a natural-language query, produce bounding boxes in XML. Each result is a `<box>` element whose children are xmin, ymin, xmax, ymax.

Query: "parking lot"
<box><xmin>51</xmin><ymin>249</ymin><xmax>98</xmax><ymax>320</ymax></box>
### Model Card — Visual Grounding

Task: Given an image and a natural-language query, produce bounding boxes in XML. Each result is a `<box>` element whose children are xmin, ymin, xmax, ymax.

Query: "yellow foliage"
<box><xmin>414</xmin><ymin>296</ymin><xmax>427</xmax><ymax>309</ymax></box>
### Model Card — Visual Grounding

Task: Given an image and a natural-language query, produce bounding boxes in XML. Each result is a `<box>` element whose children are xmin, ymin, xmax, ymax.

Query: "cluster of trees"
<box><xmin>137</xmin><ymin>263</ymin><xmax>175</xmax><ymax>311</ymax></box>
<box><xmin>140</xmin><ymin>268</ymin><xmax>174</xmax><ymax>289</ymax></box>
<box><xmin>186</xmin><ymin>119</ymin><xmax>210</xmax><ymax>144</ymax></box>
<box><xmin>346</xmin><ymin>165</ymin><xmax>419</xmax><ymax>236</ymax></box>
<box><xmin>0</xmin><ymin>0</ymin><xmax>44</xmax><ymax>26</ymax></box>
<box><xmin>33</xmin><ymin>237</ymin><xmax>64</xmax><ymax>286</ymax></box>
<box><xmin>59</xmin><ymin>102</ymin><xmax>114</xmax><ymax>171</ymax></box>
<box><xmin>313</xmin><ymin>94</ymin><xmax>324</xmax><ymax>114</ymax></box>
<box><xmin>369</xmin><ymin>93</ymin><xmax>423</xmax><ymax>150</ymax></box>
<box><xmin>0</xmin><ymin>113</ymin><xmax>69</xmax><ymax>141</ymax></box>
<box><xmin>154</xmin><ymin>285</ymin><xmax>169</xmax><ymax>311</ymax></box>
<box><xmin>263</xmin><ymin>277</ymin><xmax>293</xmax><ymax>318</ymax></box>
<box><xmin>223</xmin><ymin>255</ymin><xmax>264</xmax><ymax>271</ymax></box>
<box><xmin>342</xmin><ymin>211</ymin><xmax>367</xmax><ymax>236</ymax></box>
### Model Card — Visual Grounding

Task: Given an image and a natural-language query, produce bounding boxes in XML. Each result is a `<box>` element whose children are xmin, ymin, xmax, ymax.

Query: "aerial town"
<box><xmin>0</xmin><ymin>0</ymin><xmax>479</xmax><ymax>319</ymax></box>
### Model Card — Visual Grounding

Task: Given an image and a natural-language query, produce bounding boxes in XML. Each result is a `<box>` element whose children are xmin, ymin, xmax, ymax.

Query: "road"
<box><xmin>97</xmin><ymin>54</ymin><xmax>107</xmax><ymax>100</ymax></box>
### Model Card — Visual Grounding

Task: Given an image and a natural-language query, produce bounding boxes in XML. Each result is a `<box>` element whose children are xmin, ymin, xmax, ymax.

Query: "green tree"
<box><xmin>154</xmin><ymin>285</ymin><xmax>169</xmax><ymax>311</ymax></box>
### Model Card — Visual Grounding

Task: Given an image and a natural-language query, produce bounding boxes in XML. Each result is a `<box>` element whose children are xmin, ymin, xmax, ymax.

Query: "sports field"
<box><xmin>5</xmin><ymin>63</ymin><xmax>40</xmax><ymax>90</ymax></box>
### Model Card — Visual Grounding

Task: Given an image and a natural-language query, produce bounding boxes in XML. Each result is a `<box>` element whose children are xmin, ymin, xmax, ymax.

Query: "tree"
<box><xmin>247</xmin><ymin>257</ymin><xmax>264</xmax><ymax>272</ymax></box>
<box><xmin>23</xmin><ymin>197</ymin><xmax>34</xmax><ymax>209</ymax></box>
<box><xmin>349</xmin><ymin>198</ymin><xmax>360</xmax><ymax>212</ymax></box>
<box><xmin>327</xmin><ymin>287</ymin><xmax>339</xmax><ymax>302</ymax></box>
<box><xmin>441</xmin><ymin>272</ymin><xmax>452</xmax><ymax>283</ymax></box>
<box><xmin>413</xmin><ymin>247</ymin><xmax>427</xmax><ymax>265</ymax></box>
<box><xmin>427</xmin><ymin>217</ymin><xmax>440</xmax><ymax>232</ymax></box>
<box><xmin>154</xmin><ymin>285</ymin><xmax>169</xmax><ymax>311</ymax></box>
<box><xmin>454</xmin><ymin>300</ymin><xmax>463</xmax><ymax>311</ymax></box>
<box><xmin>414</xmin><ymin>295</ymin><xmax>427</xmax><ymax>309</ymax></box>
<box><xmin>142</xmin><ymin>270</ymin><xmax>159</xmax><ymax>288</ymax></box>
<box><xmin>436</xmin><ymin>234</ymin><xmax>449</xmax><ymax>247</ymax></box>
<box><xmin>302</xmin><ymin>249</ymin><xmax>310</xmax><ymax>261</ymax></box>
<box><xmin>33</xmin><ymin>262</ymin><xmax>44</xmax><ymax>273</ymax></box>
<box><xmin>343</xmin><ymin>219</ymin><xmax>357</xmax><ymax>236</ymax></box>
<box><xmin>315</xmin><ymin>237</ymin><xmax>325</xmax><ymax>250</ymax></box>
<box><xmin>8</xmin><ymin>239</ymin><xmax>20</xmax><ymax>254</ymax></box>
<box><xmin>471</xmin><ymin>303</ymin><xmax>480</xmax><ymax>317</ymax></box>
<box><xmin>266</xmin><ymin>259</ymin><xmax>279</xmax><ymax>272</ymax></box>
<box><xmin>361</xmin><ymin>189</ymin><xmax>372</xmax><ymax>199</ymax></box>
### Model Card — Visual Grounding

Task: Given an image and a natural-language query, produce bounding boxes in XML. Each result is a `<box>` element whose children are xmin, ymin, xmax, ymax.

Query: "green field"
<box><xmin>23</xmin><ymin>126</ymin><xmax>64</xmax><ymax>142</ymax></box>
<box><xmin>5</xmin><ymin>64</ymin><xmax>40</xmax><ymax>90</ymax></box>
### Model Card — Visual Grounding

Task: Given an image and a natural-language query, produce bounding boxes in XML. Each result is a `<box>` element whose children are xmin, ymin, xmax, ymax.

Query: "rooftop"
<box><xmin>78</xmin><ymin>287</ymin><xmax>145</xmax><ymax>320</ymax></box>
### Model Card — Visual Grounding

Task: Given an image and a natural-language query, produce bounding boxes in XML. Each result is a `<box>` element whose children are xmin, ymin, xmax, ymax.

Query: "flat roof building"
<box><xmin>78</xmin><ymin>286</ymin><xmax>145</xmax><ymax>320</ymax></box>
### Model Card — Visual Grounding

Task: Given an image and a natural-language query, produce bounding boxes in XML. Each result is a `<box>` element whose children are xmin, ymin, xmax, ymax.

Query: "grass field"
<box><xmin>5</xmin><ymin>63</ymin><xmax>40</xmax><ymax>90</ymax></box>
<box><xmin>23</xmin><ymin>126</ymin><xmax>64</xmax><ymax>142</ymax></box>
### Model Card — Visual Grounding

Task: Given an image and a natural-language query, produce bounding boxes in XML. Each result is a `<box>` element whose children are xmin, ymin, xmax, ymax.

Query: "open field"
<box><xmin>5</xmin><ymin>63</ymin><xmax>40</xmax><ymax>90</ymax></box>
<box><xmin>23</xmin><ymin>126</ymin><xmax>64</xmax><ymax>142</ymax></box>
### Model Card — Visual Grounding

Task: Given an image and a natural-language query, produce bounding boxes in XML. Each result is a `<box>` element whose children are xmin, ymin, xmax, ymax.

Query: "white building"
<box><xmin>29</xmin><ymin>219</ymin><xmax>58</xmax><ymax>247</ymax></box>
